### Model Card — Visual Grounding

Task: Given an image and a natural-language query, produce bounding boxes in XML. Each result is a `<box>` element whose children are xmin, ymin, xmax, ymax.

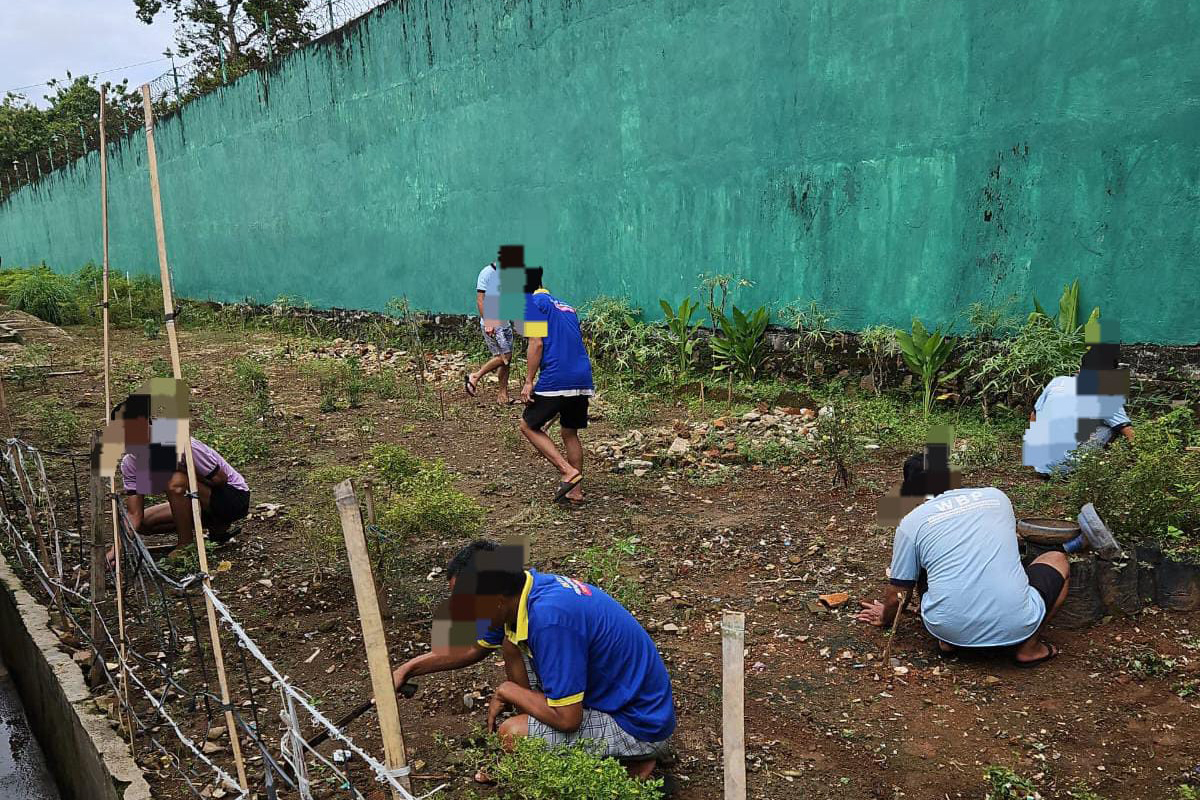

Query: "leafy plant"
<box><xmin>659</xmin><ymin>296</ymin><xmax>702</xmax><ymax>381</ymax></box>
<box><xmin>30</xmin><ymin>399</ymin><xmax>82</xmax><ymax>448</ymax></box>
<box><xmin>984</xmin><ymin>766</ymin><xmax>1041</xmax><ymax>800</ymax></box>
<box><xmin>1065</xmin><ymin>408</ymin><xmax>1200</xmax><ymax>553</ymax></box>
<box><xmin>1177</xmin><ymin>786</ymin><xmax>1200</xmax><ymax>800</ymax></box>
<box><xmin>142</xmin><ymin>317</ymin><xmax>161</xmax><ymax>339</ymax></box>
<box><xmin>370</xmin><ymin>444</ymin><xmax>423</xmax><ymax>489</ymax></box>
<box><xmin>964</xmin><ymin>315</ymin><xmax>1086</xmax><ymax>413</ymax></box>
<box><xmin>579</xmin><ymin>296</ymin><xmax>667</xmax><ymax>379</ymax></box>
<box><xmin>857</xmin><ymin>325</ymin><xmax>900</xmax><ymax>394</ymax></box>
<box><xmin>231</xmin><ymin>357</ymin><xmax>270</xmax><ymax>418</ymax></box>
<box><xmin>816</xmin><ymin>405</ymin><xmax>859</xmax><ymax>488</ymax></box>
<box><xmin>473</xmin><ymin>732</ymin><xmax>664</xmax><ymax>800</ymax></box>
<box><xmin>1031</xmin><ymin>279</ymin><xmax>1100</xmax><ymax>334</ymax></box>
<box><xmin>780</xmin><ymin>300</ymin><xmax>843</xmax><ymax>380</ymax></box>
<box><xmin>194</xmin><ymin>403</ymin><xmax>273</xmax><ymax>464</ymax></box>
<box><xmin>1124</xmin><ymin>647</ymin><xmax>1176</xmax><ymax>679</ymax></box>
<box><xmin>895</xmin><ymin>318</ymin><xmax>959</xmax><ymax>419</ymax></box>
<box><xmin>698</xmin><ymin>271</ymin><xmax>754</xmax><ymax>334</ymax></box>
<box><xmin>711</xmin><ymin>305</ymin><xmax>771</xmax><ymax>380</ymax></box>
<box><xmin>578</xmin><ymin>536</ymin><xmax>644</xmax><ymax>611</ymax></box>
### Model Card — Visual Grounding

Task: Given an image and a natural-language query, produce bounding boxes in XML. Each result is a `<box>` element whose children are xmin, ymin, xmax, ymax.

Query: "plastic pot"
<box><xmin>1156</xmin><ymin>556</ymin><xmax>1200</xmax><ymax>611</ymax></box>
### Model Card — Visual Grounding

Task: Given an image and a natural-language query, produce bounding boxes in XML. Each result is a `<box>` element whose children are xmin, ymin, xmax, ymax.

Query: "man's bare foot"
<box><xmin>625</xmin><ymin>759</ymin><xmax>656</xmax><ymax>780</ymax></box>
<box><xmin>565</xmin><ymin>487</ymin><xmax>584</xmax><ymax>502</ymax></box>
<box><xmin>938</xmin><ymin>640</ymin><xmax>956</xmax><ymax>653</ymax></box>
<box><xmin>496</xmin><ymin>393</ymin><xmax>511</xmax><ymax>404</ymax></box>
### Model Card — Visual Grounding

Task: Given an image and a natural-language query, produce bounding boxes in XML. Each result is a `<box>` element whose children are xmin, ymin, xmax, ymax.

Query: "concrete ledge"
<box><xmin>0</xmin><ymin>553</ymin><xmax>150</xmax><ymax>800</ymax></box>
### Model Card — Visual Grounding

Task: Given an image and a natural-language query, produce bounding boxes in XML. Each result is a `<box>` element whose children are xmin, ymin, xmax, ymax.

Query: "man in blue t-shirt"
<box><xmin>857</xmin><ymin>453</ymin><xmax>1076</xmax><ymax>666</ymax></box>
<box><xmin>449</xmin><ymin>555</ymin><xmax>674</xmax><ymax>782</ymax></box>
<box><xmin>518</xmin><ymin>276</ymin><xmax>594</xmax><ymax>504</ymax></box>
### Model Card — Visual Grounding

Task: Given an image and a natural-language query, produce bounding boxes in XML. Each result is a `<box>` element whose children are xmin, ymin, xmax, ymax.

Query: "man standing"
<box><xmin>518</xmin><ymin>277</ymin><xmax>593</xmax><ymax>504</ymax></box>
<box><xmin>466</xmin><ymin>260</ymin><xmax>516</xmax><ymax>404</ymax></box>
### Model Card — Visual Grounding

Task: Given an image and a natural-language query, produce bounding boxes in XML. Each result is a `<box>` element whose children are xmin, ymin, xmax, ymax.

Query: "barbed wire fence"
<box><xmin>0</xmin><ymin>438</ymin><xmax>444</xmax><ymax>800</ymax></box>
<box><xmin>2</xmin><ymin>0</ymin><xmax>390</xmax><ymax>201</ymax></box>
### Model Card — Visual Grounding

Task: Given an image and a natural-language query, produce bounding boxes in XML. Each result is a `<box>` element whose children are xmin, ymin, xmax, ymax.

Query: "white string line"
<box><xmin>204</xmin><ymin>587</ymin><xmax>447</xmax><ymax>800</ymax></box>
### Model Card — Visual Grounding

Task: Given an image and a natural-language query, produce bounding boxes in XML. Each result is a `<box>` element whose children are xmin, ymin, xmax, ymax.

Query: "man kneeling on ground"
<box><xmin>415</xmin><ymin>539</ymin><xmax>675</xmax><ymax>782</ymax></box>
<box><xmin>856</xmin><ymin>452</ymin><xmax>1072</xmax><ymax>666</ymax></box>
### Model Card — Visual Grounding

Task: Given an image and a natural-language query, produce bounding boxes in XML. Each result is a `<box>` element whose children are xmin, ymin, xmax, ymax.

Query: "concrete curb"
<box><xmin>0</xmin><ymin>552</ymin><xmax>151</xmax><ymax>800</ymax></box>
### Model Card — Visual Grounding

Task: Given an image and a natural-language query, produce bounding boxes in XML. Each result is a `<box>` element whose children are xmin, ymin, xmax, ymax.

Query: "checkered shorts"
<box><xmin>521</xmin><ymin>654</ymin><xmax>670</xmax><ymax>760</ymax></box>
<box><xmin>481</xmin><ymin>323</ymin><xmax>514</xmax><ymax>356</ymax></box>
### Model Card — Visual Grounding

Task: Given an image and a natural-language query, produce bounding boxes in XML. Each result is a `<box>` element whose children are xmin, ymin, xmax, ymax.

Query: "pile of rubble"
<box><xmin>590</xmin><ymin>406</ymin><xmax>822</xmax><ymax>474</ymax></box>
<box><xmin>299</xmin><ymin>339</ymin><xmax>470</xmax><ymax>383</ymax></box>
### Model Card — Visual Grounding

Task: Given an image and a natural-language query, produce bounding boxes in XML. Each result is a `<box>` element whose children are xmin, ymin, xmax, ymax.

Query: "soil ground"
<box><xmin>6</xmin><ymin>322</ymin><xmax>1200</xmax><ymax>800</ymax></box>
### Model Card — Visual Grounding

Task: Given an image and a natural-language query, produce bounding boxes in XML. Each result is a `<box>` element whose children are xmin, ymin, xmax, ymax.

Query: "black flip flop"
<box><xmin>464</xmin><ymin>372</ymin><xmax>479</xmax><ymax>397</ymax></box>
<box><xmin>553</xmin><ymin>473</ymin><xmax>583</xmax><ymax>502</ymax></box>
<box><xmin>1014</xmin><ymin>641</ymin><xmax>1059</xmax><ymax>668</ymax></box>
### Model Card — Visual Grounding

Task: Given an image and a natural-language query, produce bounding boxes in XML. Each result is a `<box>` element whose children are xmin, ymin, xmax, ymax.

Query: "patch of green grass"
<box><xmin>1066</xmin><ymin>782</ymin><xmax>1107</xmax><ymax>800</ymax></box>
<box><xmin>231</xmin><ymin>357</ymin><xmax>270</xmax><ymax>417</ymax></box>
<box><xmin>194</xmin><ymin>404</ymin><xmax>273</xmax><ymax>464</ymax></box>
<box><xmin>1173</xmin><ymin>678</ymin><xmax>1199</xmax><ymax>699</ymax></box>
<box><xmin>1177</xmin><ymin>786</ymin><xmax>1199</xmax><ymax>800</ymax></box>
<box><xmin>576</xmin><ymin>535</ymin><xmax>644</xmax><ymax>612</ymax></box>
<box><xmin>736</xmin><ymin>436</ymin><xmax>803</xmax><ymax>467</ymax></box>
<box><xmin>370</xmin><ymin>444</ymin><xmax>422</xmax><ymax>489</ymax></box>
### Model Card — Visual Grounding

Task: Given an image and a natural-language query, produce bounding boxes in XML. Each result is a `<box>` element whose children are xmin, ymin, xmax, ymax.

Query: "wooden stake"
<box><xmin>87</xmin><ymin>433</ymin><xmax>107</xmax><ymax>687</ymax></box>
<box><xmin>99</xmin><ymin>85</ymin><xmax>112</xmax><ymax>418</ymax></box>
<box><xmin>362</xmin><ymin>481</ymin><xmax>391</xmax><ymax>621</ymax></box>
<box><xmin>141</xmin><ymin>84</ymin><xmax>248</xmax><ymax>790</ymax></box>
<box><xmin>334</xmin><ymin>479</ymin><xmax>410</xmax><ymax>797</ymax></box>
<box><xmin>880</xmin><ymin>588</ymin><xmax>913</xmax><ymax>687</ymax></box>
<box><xmin>9</xmin><ymin>443</ymin><xmax>61</xmax><ymax>612</ymax></box>
<box><xmin>0</xmin><ymin>374</ymin><xmax>11</xmax><ymax>439</ymax></box>
<box><xmin>721</xmin><ymin>610</ymin><xmax>746</xmax><ymax>800</ymax></box>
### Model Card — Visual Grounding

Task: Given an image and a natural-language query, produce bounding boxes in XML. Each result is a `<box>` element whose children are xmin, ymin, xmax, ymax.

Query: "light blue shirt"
<box><xmin>1023</xmin><ymin>375</ymin><xmax>1130</xmax><ymax>474</ymax></box>
<box><xmin>889</xmin><ymin>488</ymin><xmax>1045</xmax><ymax>648</ymax></box>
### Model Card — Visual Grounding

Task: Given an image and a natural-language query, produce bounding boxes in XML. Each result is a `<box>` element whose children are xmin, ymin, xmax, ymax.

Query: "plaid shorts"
<box><xmin>481</xmin><ymin>323</ymin><xmax>514</xmax><ymax>356</ymax></box>
<box><xmin>521</xmin><ymin>654</ymin><xmax>670</xmax><ymax>760</ymax></box>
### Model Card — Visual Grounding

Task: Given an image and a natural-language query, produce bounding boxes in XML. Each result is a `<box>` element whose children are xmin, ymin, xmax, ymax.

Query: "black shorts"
<box><xmin>203</xmin><ymin>485</ymin><xmax>250</xmax><ymax>533</ymax></box>
<box><xmin>1025</xmin><ymin>562</ymin><xmax>1066</xmax><ymax>612</ymax></box>
<box><xmin>522</xmin><ymin>393</ymin><xmax>589</xmax><ymax>431</ymax></box>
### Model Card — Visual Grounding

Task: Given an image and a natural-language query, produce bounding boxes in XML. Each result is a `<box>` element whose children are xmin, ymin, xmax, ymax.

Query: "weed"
<box><xmin>370</xmin><ymin>444</ymin><xmax>422</xmax><ymax>489</ymax></box>
<box><xmin>963</xmin><ymin>315</ymin><xmax>1086</xmax><ymax>412</ymax></box>
<box><xmin>474</xmin><ymin>732</ymin><xmax>664</xmax><ymax>800</ymax></box>
<box><xmin>1124</xmin><ymin>646</ymin><xmax>1176</xmax><ymax>679</ymax></box>
<box><xmin>142</xmin><ymin>317</ymin><xmax>161</xmax><ymax>339</ymax></box>
<box><xmin>1174</xmin><ymin>678</ymin><xmax>1199</xmax><ymax>699</ymax></box>
<box><xmin>577</xmin><ymin>536</ymin><xmax>644</xmax><ymax>611</ymax></box>
<box><xmin>194</xmin><ymin>404</ymin><xmax>272</xmax><ymax>464</ymax></box>
<box><xmin>1030</xmin><ymin>278</ymin><xmax>1100</xmax><ymax>335</ymax></box>
<box><xmin>857</xmin><ymin>324</ymin><xmax>900</xmax><ymax>393</ymax></box>
<box><xmin>737</xmin><ymin>437</ymin><xmax>802</xmax><ymax>468</ymax></box>
<box><xmin>370</xmin><ymin>367</ymin><xmax>402</xmax><ymax>399</ymax></box>
<box><xmin>344</xmin><ymin>357</ymin><xmax>367</xmax><ymax>408</ymax></box>
<box><xmin>379</xmin><ymin>476</ymin><xmax>484</xmax><ymax>539</ymax></box>
<box><xmin>659</xmin><ymin>296</ymin><xmax>703</xmax><ymax>382</ymax></box>
<box><xmin>1177</xmin><ymin>786</ymin><xmax>1200</xmax><ymax>800</ymax></box>
<box><xmin>1066</xmin><ymin>784</ymin><xmax>1107</xmax><ymax>800</ymax></box>
<box><xmin>698</xmin><ymin>271</ymin><xmax>754</xmax><ymax>334</ymax></box>
<box><xmin>29</xmin><ymin>399</ymin><xmax>82</xmax><ymax>448</ymax></box>
<box><xmin>952</xmin><ymin>425</ymin><xmax>1006</xmax><ymax>469</ymax></box>
<box><xmin>983</xmin><ymin>766</ymin><xmax>1041</xmax><ymax>800</ymax></box>
<box><xmin>579</xmin><ymin>296</ymin><xmax>668</xmax><ymax>379</ymax></box>
<box><xmin>231</xmin><ymin>357</ymin><xmax>270</xmax><ymax>417</ymax></box>
<box><xmin>781</xmin><ymin>300</ymin><xmax>843</xmax><ymax>380</ymax></box>
<box><xmin>4</xmin><ymin>267</ymin><xmax>79</xmax><ymax>325</ymax></box>
<box><xmin>816</xmin><ymin>405</ymin><xmax>860</xmax><ymax>488</ymax></box>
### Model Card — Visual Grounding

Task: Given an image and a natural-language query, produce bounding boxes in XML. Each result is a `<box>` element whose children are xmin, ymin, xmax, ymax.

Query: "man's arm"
<box><xmin>492</xmin><ymin>680</ymin><xmax>583</xmax><ymax>733</ymax></box>
<box><xmin>197</xmin><ymin>466</ymin><xmax>228</xmax><ymax>489</ymax></box>
<box><xmin>856</xmin><ymin>584</ymin><xmax>904</xmax><ymax>627</ymax></box>
<box><xmin>125</xmin><ymin>494</ymin><xmax>146</xmax><ymax>533</ymax></box>
<box><xmin>521</xmin><ymin>338</ymin><xmax>543</xmax><ymax>402</ymax></box>
<box><xmin>392</xmin><ymin>643</ymin><xmax>492</xmax><ymax>689</ymax></box>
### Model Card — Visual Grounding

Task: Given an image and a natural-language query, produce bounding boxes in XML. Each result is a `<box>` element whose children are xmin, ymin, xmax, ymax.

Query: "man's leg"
<box><xmin>560</xmin><ymin>427</ymin><xmax>584</xmax><ymax>501</ymax></box>
<box><xmin>496</xmin><ymin>358</ymin><xmax>512</xmax><ymax>403</ymax></box>
<box><xmin>519</xmin><ymin>419</ymin><xmax>578</xmax><ymax>483</ymax></box>
<box><xmin>138</xmin><ymin>502</ymin><xmax>180</xmax><ymax>534</ymax></box>
<box><xmin>165</xmin><ymin>470</ymin><xmax>213</xmax><ymax>549</ymax></box>
<box><xmin>1014</xmin><ymin>551</ymin><xmax>1070</xmax><ymax>663</ymax></box>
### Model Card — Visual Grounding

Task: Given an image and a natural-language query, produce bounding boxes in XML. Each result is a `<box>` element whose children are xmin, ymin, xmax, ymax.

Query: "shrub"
<box><xmin>964</xmin><ymin>316</ymin><xmax>1085</xmax><ymax>412</ymax></box>
<box><xmin>781</xmin><ymin>300</ymin><xmax>843</xmax><ymax>380</ymax></box>
<box><xmin>698</xmin><ymin>271</ymin><xmax>754</xmax><ymax>333</ymax></box>
<box><xmin>370</xmin><ymin>444</ymin><xmax>423</xmax><ymax>489</ymax></box>
<box><xmin>1064</xmin><ymin>409</ymin><xmax>1200</xmax><ymax>554</ymax></box>
<box><xmin>477</xmin><ymin>734</ymin><xmax>664</xmax><ymax>800</ymax></box>
<box><xmin>857</xmin><ymin>324</ymin><xmax>900</xmax><ymax>394</ymax></box>
<box><xmin>231</xmin><ymin>357</ymin><xmax>270</xmax><ymax>417</ymax></box>
<box><xmin>30</xmin><ymin>399</ymin><xmax>82</xmax><ymax>448</ymax></box>
<box><xmin>816</xmin><ymin>405</ymin><xmax>860</xmax><ymax>488</ymax></box>
<box><xmin>579</xmin><ymin>296</ymin><xmax>667</xmax><ymax>378</ymax></box>
<box><xmin>711</xmin><ymin>305</ymin><xmax>771</xmax><ymax>379</ymax></box>
<box><xmin>379</xmin><ymin>476</ymin><xmax>484</xmax><ymax>539</ymax></box>
<box><xmin>1031</xmin><ymin>278</ymin><xmax>1100</xmax><ymax>335</ymax></box>
<box><xmin>299</xmin><ymin>359</ymin><xmax>364</xmax><ymax>412</ymax></box>
<box><xmin>658</xmin><ymin>296</ymin><xmax>702</xmax><ymax>381</ymax></box>
<box><xmin>896</xmin><ymin>317</ymin><xmax>958</xmax><ymax>420</ymax></box>
<box><xmin>6</xmin><ymin>267</ymin><xmax>79</xmax><ymax>325</ymax></box>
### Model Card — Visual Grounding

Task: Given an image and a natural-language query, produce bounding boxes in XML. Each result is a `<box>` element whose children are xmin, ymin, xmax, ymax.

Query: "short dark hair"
<box><xmin>111</xmin><ymin>395</ymin><xmax>150</xmax><ymax>421</ymax></box>
<box><xmin>901</xmin><ymin>446</ymin><xmax>952</xmax><ymax>497</ymax></box>
<box><xmin>900</xmin><ymin>453</ymin><xmax>928</xmax><ymax>496</ymax></box>
<box><xmin>446</xmin><ymin>539</ymin><xmax>500</xmax><ymax>579</ymax></box>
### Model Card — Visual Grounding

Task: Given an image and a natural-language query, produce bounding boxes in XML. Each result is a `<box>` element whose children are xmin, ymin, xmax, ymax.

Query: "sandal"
<box><xmin>464</xmin><ymin>372</ymin><xmax>479</xmax><ymax>397</ymax></box>
<box><xmin>553</xmin><ymin>473</ymin><xmax>583</xmax><ymax>502</ymax></box>
<box><xmin>1014</xmin><ymin>641</ymin><xmax>1059</xmax><ymax>668</ymax></box>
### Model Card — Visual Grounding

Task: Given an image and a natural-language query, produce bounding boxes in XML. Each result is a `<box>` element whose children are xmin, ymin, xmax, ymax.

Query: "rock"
<box><xmin>818</xmin><ymin>592</ymin><xmax>850</xmax><ymax>609</ymax></box>
<box><xmin>202</xmin><ymin>741</ymin><xmax>225</xmax><ymax>755</ymax></box>
<box><xmin>667</xmin><ymin>437</ymin><xmax>691</xmax><ymax>456</ymax></box>
<box><xmin>207</xmin><ymin>726</ymin><xmax>227</xmax><ymax>740</ymax></box>
<box><xmin>892</xmin><ymin>666</ymin><xmax>909</xmax><ymax>676</ymax></box>
<box><xmin>662</xmin><ymin>623</ymin><xmax>680</xmax><ymax>633</ymax></box>
<box><xmin>72</xmin><ymin>650</ymin><xmax>94</xmax><ymax>665</ymax></box>
<box><xmin>257</xmin><ymin>578</ymin><xmax>273</xmax><ymax>588</ymax></box>
<box><xmin>633</xmin><ymin>469</ymin><xmax>648</xmax><ymax>477</ymax></box>
<box><xmin>760</xmin><ymin>414</ymin><xmax>780</xmax><ymax>427</ymax></box>
<box><xmin>806</xmin><ymin>601</ymin><xmax>828</xmax><ymax>614</ymax></box>
<box><xmin>618</xmin><ymin>459</ymin><xmax>654</xmax><ymax>471</ymax></box>
<box><xmin>982</xmin><ymin>675</ymin><xmax>1002</xmax><ymax>687</ymax></box>
<box><xmin>741</xmin><ymin>411</ymin><xmax>761</xmax><ymax>422</ymax></box>
<box><xmin>713</xmin><ymin>418</ymin><xmax>727</xmax><ymax>429</ymax></box>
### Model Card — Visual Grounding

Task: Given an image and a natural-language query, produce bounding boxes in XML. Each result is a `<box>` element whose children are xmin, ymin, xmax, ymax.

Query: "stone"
<box><xmin>982</xmin><ymin>675</ymin><xmax>1002</xmax><ymax>687</ymax></box>
<box><xmin>618</xmin><ymin>458</ymin><xmax>654</xmax><ymax>471</ymax></box>
<box><xmin>892</xmin><ymin>666</ymin><xmax>909</xmax><ymax>676</ymax></box>
<box><xmin>667</xmin><ymin>437</ymin><xmax>691</xmax><ymax>456</ymax></box>
<box><xmin>202</xmin><ymin>741</ymin><xmax>225</xmax><ymax>755</ymax></box>
<box><xmin>742</xmin><ymin>411</ymin><xmax>761</xmax><ymax>422</ymax></box>
<box><xmin>662</xmin><ymin>623</ymin><xmax>680</xmax><ymax>633</ymax></box>
<box><xmin>207</xmin><ymin>726</ymin><xmax>227</xmax><ymax>740</ymax></box>
<box><xmin>72</xmin><ymin>649</ymin><xmax>94</xmax><ymax>665</ymax></box>
<box><xmin>818</xmin><ymin>592</ymin><xmax>850</xmax><ymax>609</ymax></box>
<box><xmin>713</xmin><ymin>418</ymin><xmax>727</xmax><ymax>429</ymax></box>
<box><xmin>806</xmin><ymin>601</ymin><xmax>828</xmax><ymax>614</ymax></box>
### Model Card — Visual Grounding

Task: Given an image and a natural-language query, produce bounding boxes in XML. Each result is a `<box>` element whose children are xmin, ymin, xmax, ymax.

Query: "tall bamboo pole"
<box><xmin>140</xmin><ymin>84</ymin><xmax>248</xmax><ymax>790</ymax></box>
<box><xmin>98</xmin><ymin>85</ymin><xmax>133</xmax><ymax>738</ymax></box>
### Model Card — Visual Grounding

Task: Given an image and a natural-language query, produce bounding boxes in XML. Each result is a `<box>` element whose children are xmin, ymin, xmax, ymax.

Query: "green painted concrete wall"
<box><xmin>2</xmin><ymin>0</ymin><xmax>1198</xmax><ymax>343</ymax></box>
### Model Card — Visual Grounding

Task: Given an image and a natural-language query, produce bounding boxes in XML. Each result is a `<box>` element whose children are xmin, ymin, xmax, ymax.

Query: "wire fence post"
<box><xmin>721</xmin><ymin>610</ymin><xmax>747</xmax><ymax>800</ymax></box>
<box><xmin>87</xmin><ymin>432</ymin><xmax>108</xmax><ymax>686</ymax></box>
<box><xmin>326</xmin><ymin>0</ymin><xmax>335</xmax><ymax>30</ymax></box>
<box><xmin>141</xmin><ymin>83</ymin><xmax>249</xmax><ymax>791</ymax></box>
<box><xmin>264</xmin><ymin>10</ymin><xmax>274</xmax><ymax>61</ymax></box>
<box><xmin>170</xmin><ymin>54</ymin><xmax>182</xmax><ymax>102</ymax></box>
<box><xmin>334</xmin><ymin>479</ymin><xmax>411</xmax><ymax>797</ymax></box>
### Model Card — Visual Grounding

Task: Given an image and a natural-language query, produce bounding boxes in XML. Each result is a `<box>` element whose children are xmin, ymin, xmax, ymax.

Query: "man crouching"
<box><xmin>443</xmin><ymin>539</ymin><xmax>675</xmax><ymax>781</ymax></box>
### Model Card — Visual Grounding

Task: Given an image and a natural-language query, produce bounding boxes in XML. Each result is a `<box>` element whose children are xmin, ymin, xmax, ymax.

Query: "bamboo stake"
<box><xmin>87</xmin><ymin>433</ymin><xmax>107</xmax><ymax>687</ymax></box>
<box><xmin>721</xmin><ymin>610</ymin><xmax>746</xmax><ymax>800</ymax></box>
<box><xmin>141</xmin><ymin>84</ymin><xmax>248</xmax><ymax>790</ymax></box>
<box><xmin>98</xmin><ymin>86</ymin><xmax>133</xmax><ymax>740</ymax></box>
<box><xmin>362</xmin><ymin>481</ymin><xmax>391</xmax><ymax>621</ymax></box>
<box><xmin>334</xmin><ymin>479</ymin><xmax>411</xmax><ymax>797</ymax></box>
<box><xmin>9</xmin><ymin>443</ymin><xmax>61</xmax><ymax>613</ymax></box>
<box><xmin>0</xmin><ymin>374</ymin><xmax>11</xmax><ymax>439</ymax></box>
<box><xmin>880</xmin><ymin>588</ymin><xmax>914</xmax><ymax>688</ymax></box>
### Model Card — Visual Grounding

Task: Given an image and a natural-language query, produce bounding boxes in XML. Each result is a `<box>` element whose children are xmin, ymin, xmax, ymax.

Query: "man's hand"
<box><xmin>486</xmin><ymin>685</ymin><xmax>511</xmax><ymax>733</ymax></box>
<box><xmin>520</xmin><ymin>382</ymin><xmax>534</xmax><ymax>404</ymax></box>
<box><xmin>855</xmin><ymin>600</ymin><xmax>887</xmax><ymax>627</ymax></box>
<box><xmin>392</xmin><ymin>665</ymin><xmax>409</xmax><ymax>692</ymax></box>
<box><xmin>485</xmin><ymin>323</ymin><xmax>496</xmax><ymax>336</ymax></box>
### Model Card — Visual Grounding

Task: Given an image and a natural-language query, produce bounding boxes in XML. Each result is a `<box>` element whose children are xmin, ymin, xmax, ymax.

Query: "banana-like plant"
<box><xmin>659</xmin><ymin>296</ymin><xmax>703</xmax><ymax>380</ymax></box>
<box><xmin>711</xmin><ymin>305</ymin><xmax>771</xmax><ymax>379</ymax></box>
<box><xmin>1031</xmin><ymin>279</ymin><xmax>1100</xmax><ymax>334</ymax></box>
<box><xmin>895</xmin><ymin>317</ymin><xmax>959</xmax><ymax>419</ymax></box>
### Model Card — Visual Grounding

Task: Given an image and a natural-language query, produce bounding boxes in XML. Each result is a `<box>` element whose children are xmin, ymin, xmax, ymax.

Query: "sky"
<box><xmin>0</xmin><ymin>1</ymin><xmax>177</xmax><ymax>107</ymax></box>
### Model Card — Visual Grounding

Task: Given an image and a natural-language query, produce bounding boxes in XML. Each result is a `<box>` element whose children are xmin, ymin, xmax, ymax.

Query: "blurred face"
<box><xmin>123</xmin><ymin>415</ymin><xmax>151</xmax><ymax>446</ymax></box>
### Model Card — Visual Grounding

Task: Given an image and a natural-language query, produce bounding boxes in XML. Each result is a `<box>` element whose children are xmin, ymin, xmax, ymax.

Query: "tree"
<box><xmin>134</xmin><ymin>0</ymin><xmax>316</xmax><ymax>86</ymax></box>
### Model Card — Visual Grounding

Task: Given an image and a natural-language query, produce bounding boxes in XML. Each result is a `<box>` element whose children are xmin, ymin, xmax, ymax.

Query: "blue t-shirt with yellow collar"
<box><xmin>491</xmin><ymin>569</ymin><xmax>675</xmax><ymax>742</ymax></box>
<box><xmin>525</xmin><ymin>290</ymin><xmax>594</xmax><ymax>393</ymax></box>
